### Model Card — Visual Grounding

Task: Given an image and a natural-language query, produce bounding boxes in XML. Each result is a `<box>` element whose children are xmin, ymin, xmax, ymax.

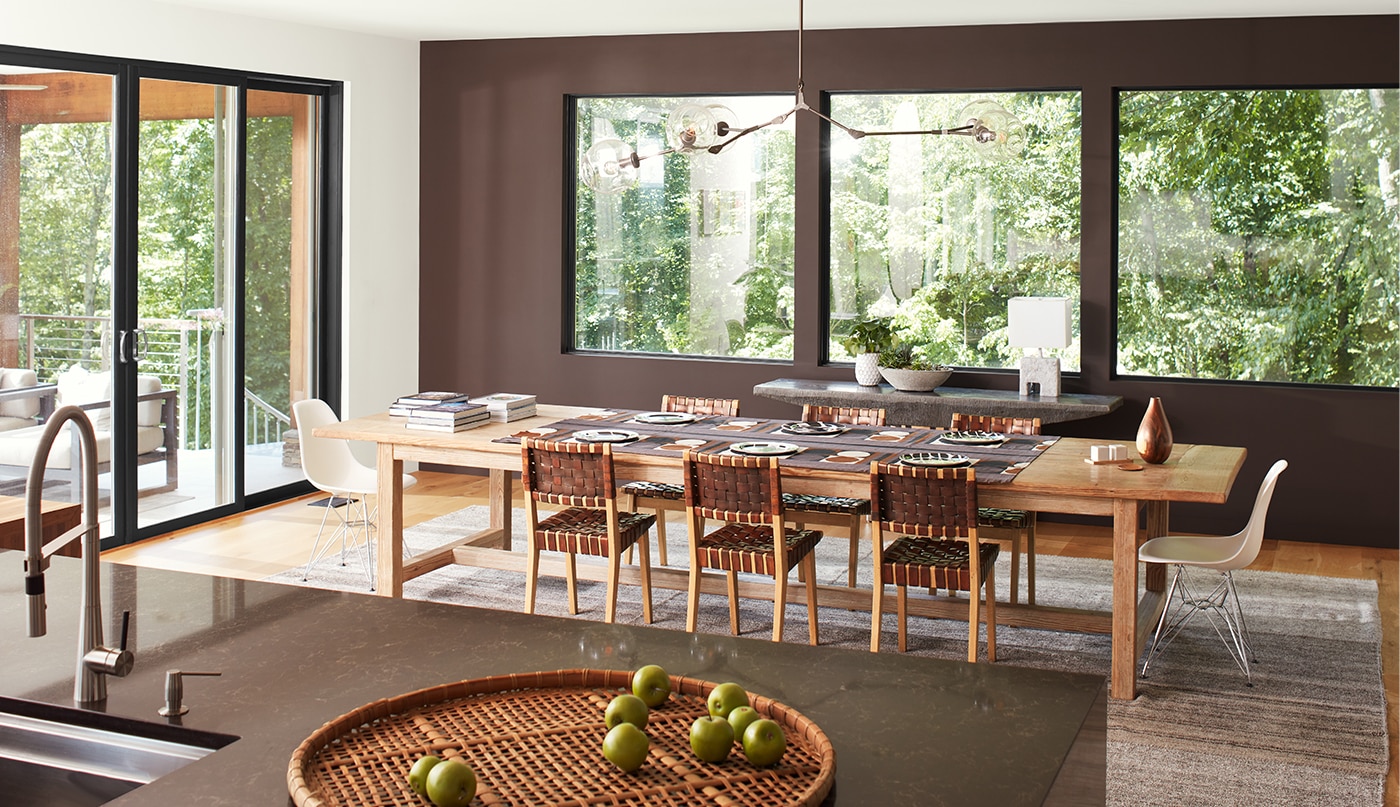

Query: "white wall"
<box><xmin>5</xmin><ymin>0</ymin><xmax>420</xmax><ymax>422</ymax></box>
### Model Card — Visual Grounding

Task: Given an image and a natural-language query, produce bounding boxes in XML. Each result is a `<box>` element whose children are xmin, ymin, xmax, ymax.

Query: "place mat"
<box><xmin>499</xmin><ymin>412</ymin><xmax>1056</xmax><ymax>484</ymax></box>
<box><xmin>287</xmin><ymin>668</ymin><xmax>835</xmax><ymax>807</ymax></box>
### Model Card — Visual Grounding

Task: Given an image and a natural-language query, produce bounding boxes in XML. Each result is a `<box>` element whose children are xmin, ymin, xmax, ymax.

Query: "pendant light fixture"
<box><xmin>580</xmin><ymin>0</ymin><xmax>1025</xmax><ymax>194</ymax></box>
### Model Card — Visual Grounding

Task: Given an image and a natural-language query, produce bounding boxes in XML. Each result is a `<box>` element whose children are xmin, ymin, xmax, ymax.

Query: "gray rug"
<box><xmin>266</xmin><ymin>506</ymin><xmax>1390</xmax><ymax>807</ymax></box>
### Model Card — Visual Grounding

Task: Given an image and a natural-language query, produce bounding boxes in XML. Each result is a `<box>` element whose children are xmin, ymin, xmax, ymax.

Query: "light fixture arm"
<box><xmin>580</xmin><ymin>0</ymin><xmax>1025</xmax><ymax>193</ymax></box>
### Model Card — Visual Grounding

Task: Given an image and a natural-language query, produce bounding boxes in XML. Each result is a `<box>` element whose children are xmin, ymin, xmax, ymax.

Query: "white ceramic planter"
<box><xmin>854</xmin><ymin>353</ymin><xmax>882</xmax><ymax>386</ymax></box>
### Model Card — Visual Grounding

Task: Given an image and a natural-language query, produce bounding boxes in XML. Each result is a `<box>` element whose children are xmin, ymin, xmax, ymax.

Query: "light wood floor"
<box><xmin>104</xmin><ymin>471</ymin><xmax>1399</xmax><ymax>805</ymax></box>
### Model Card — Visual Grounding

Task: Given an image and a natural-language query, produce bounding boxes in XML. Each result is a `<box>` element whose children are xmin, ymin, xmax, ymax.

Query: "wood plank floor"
<box><xmin>103</xmin><ymin>471</ymin><xmax>1399</xmax><ymax>805</ymax></box>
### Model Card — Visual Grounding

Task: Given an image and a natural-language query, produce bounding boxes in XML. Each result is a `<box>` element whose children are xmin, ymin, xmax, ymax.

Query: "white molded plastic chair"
<box><xmin>294</xmin><ymin>399</ymin><xmax>417</xmax><ymax>590</ymax></box>
<box><xmin>1138</xmin><ymin>459</ymin><xmax>1288</xmax><ymax>685</ymax></box>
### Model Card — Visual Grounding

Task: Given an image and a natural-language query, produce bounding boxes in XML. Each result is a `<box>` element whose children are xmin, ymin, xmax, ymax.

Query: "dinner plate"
<box><xmin>730</xmin><ymin>441</ymin><xmax>801</xmax><ymax>457</ymax></box>
<box><xmin>632</xmin><ymin>411</ymin><xmax>698</xmax><ymax>425</ymax></box>
<box><xmin>779</xmin><ymin>421</ymin><xmax>848</xmax><ymax>436</ymax></box>
<box><xmin>573</xmin><ymin>429</ymin><xmax>641</xmax><ymax>443</ymax></box>
<box><xmin>939</xmin><ymin>430</ymin><xmax>1006</xmax><ymax>446</ymax></box>
<box><xmin>899</xmin><ymin>451</ymin><xmax>972</xmax><ymax>468</ymax></box>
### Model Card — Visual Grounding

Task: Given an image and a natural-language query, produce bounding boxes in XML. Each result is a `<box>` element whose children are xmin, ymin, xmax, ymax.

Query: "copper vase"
<box><xmin>1136</xmin><ymin>397</ymin><xmax>1174</xmax><ymax>464</ymax></box>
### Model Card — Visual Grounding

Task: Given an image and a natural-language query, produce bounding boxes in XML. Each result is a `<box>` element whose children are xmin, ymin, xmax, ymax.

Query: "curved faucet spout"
<box><xmin>22</xmin><ymin>404</ymin><xmax>132</xmax><ymax>705</ymax></box>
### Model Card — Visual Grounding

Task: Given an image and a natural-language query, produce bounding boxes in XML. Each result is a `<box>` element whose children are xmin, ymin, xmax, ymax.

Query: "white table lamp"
<box><xmin>1008</xmin><ymin>296</ymin><xmax>1071</xmax><ymax>398</ymax></box>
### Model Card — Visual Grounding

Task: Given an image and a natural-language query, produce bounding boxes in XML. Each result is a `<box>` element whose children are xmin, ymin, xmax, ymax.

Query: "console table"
<box><xmin>754</xmin><ymin>378</ymin><xmax>1122</xmax><ymax>427</ymax></box>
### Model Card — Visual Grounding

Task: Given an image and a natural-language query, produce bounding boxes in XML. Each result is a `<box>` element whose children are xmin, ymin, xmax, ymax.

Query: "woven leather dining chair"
<box><xmin>869</xmin><ymin>462</ymin><xmax>998</xmax><ymax>662</ymax></box>
<box><xmin>520</xmin><ymin>438</ymin><xmax>656</xmax><ymax>624</ymax></box>
<box><xmin>682</xmin><ymin>449</ymin><xmax>823</xmax><ymax>645</ymax></box>
<box><xmin>1138</xmin><ymin>459</ymin><xmax>1288</xmax><ymax>685</ymax></box>
<box><xmin>620</xmin><ymin>395</ymin><xmax>741</xmax><ymax>567</ymax></box>
<box><xmin>949</xmin><ymin>412</ymin><xmax>1043</xmax><ymax>605</ymax></box>
<box><xmin>782</xmin><ymin>404</ymin><xmax>888</xmax><ymax>586</ymax></box>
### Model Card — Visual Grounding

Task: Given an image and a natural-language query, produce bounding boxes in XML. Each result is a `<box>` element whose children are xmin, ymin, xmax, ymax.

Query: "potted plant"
<box><xmin>877</xmin><ymin>344</ymin><xmax>954</xmax><ymax>392</ymax></box>
<box><xmin>839</xmin><ymin>317</ymin><xmax>895</xmax><ymax>386</ymax></box>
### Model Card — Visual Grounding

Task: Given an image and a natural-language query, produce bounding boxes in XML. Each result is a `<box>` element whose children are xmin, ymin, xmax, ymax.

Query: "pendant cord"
<box><xmin>796</xmin><ymin>0</ymin><xmax>805</xmax><ymax>92</ymax></box>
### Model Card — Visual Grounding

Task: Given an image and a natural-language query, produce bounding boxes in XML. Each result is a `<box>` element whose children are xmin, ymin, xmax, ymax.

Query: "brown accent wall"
<box><xmin>420</xmin><ymin>16</ymin><xmax>1400</xmax><ymax>547</ymax></box>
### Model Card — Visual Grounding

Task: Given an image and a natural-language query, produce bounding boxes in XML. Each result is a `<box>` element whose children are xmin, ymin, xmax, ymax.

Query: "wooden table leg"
<box><xmin>376</xmin><ymin>443</ymin><xmax>405</xmax><ymax>598</ymax></box>
<box><xmin>1110</xmin><ymin>498</ymin><xmax>1142</xmax><ymax>700</ymax></box>
<box><xmin>1143</xmin><ymin>500</ymin><xmax>1169</xmax><ymax>592</ymax></box>
<box><xmin>489</xmin><ymin>468</ymin><xmax>513</xmax><ymax>551</ymax></box>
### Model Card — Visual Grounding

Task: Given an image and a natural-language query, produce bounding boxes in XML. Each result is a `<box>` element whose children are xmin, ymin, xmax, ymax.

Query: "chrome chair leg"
<box><xmin>1141</xmin><ymin>565</ymin><xmax>1255</xmax><ymax>685</ymax></box>
<box><xmin>1140</xmin><ymin>563</ymin><xmax>1183</xmax><ymax>679</ymax></box>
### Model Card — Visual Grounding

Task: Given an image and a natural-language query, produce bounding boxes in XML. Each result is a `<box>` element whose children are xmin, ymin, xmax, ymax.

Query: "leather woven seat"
<box><xmin>950</xmin><ymin>412</ymin><xmax>1043</xmax><ymax>605</ymax></box>
<box><xmin>869</xmin><ymin>463</ymin><xmax>997</xmax><ymax>662</ymax></box>
<box><xmin>683</xmin><ymin>449</ymin><xmax>823</xmax><ymax>645</ymax></box>
<box><xmin>782</xmin><ymin>404</ymin><xmax>887</xmax><ymax>587</ymax></box>
<box><xmin>522</xmin><ymin>438</ymin><xmax>656</xmax><ymax>624</ymax></box>
<box><xmin>620</xmin><ymin>395</ymin><xmax>741</xmax><ymax>566</ymax></box>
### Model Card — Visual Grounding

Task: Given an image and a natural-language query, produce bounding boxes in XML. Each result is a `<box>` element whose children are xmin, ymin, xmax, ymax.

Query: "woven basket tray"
<box><xmin>287</xmin><ymin>668</ymin><xmax>836</xmax><ymax>806</ymax></box>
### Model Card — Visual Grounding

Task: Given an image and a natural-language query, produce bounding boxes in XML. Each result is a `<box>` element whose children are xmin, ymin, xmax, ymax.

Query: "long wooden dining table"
<box><xmin>317</xmin><ymin>403</ymin><xmax>1246</xmax><ymax>700</ymax></box>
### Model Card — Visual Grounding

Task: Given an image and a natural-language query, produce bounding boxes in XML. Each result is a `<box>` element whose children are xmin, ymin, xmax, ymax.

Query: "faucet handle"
<box><xmin>160</xmin><ymin>669</ymin><xmax>221</xmax><ymax>717</ymax></box>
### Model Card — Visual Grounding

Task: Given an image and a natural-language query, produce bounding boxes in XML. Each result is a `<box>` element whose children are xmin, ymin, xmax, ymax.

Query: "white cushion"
<box><xmin>0</xmin><ymin>368</ymin><xmax>40</xmax><ymax>420</ymax></box>
<box><xmin>0</xmin><ymin>424</ymin><xmax>165</xmax><ymax>470</ymax></box>
<box><xmin>55</xmin><ymin>367</ymin><xmax>112</xmax><ymax>430</ymax></box>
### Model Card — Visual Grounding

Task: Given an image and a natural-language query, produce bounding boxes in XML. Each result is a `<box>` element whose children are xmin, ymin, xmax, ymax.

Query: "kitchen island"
<box><xmin>1</xmin><ymin>553</ymin><xmax>1105</xmax><ymax>805</ymax></box>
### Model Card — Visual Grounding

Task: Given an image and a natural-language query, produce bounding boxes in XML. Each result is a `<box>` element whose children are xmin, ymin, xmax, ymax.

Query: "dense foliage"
<box><xmin>1118</xmin><ymin>88</ymin><xmax>1399</xmax><ymax>386</ymax></box>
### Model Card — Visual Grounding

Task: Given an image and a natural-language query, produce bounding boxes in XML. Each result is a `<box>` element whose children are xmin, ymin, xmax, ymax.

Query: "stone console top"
<box><xmin>755</xmin><ymin>378</ymin><xmax>1122</xmax><ymax>427</ymax></box>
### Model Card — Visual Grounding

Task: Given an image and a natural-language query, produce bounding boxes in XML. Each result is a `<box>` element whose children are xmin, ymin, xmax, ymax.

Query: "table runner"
<box><xmin>494</xmin><ymin>409</ymin><xmax>1057</xmax><ymax>484</ymax></box>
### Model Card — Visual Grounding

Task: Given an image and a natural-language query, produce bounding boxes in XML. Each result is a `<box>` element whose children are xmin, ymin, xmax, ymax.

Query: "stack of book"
<box><xmin>389</xmin><ymin>391</ymin><xmax>471</xmax><ymax>418</ymax></box>
<box><xmin>467</xmin><ymin>393</ymin><xmax>537</xmax><ymax>422</ymax></box>
<box><xmin>404</xmin><ymin>400</ymin><xmax>491</xmax><ymax>432</ymax></box>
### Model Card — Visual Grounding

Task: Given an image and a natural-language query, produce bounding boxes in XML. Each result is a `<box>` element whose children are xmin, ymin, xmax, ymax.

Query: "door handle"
<box><xmin>117</xmin><ymin>329</ymin><xmax>145</xmax><ymax>364</ymax></box>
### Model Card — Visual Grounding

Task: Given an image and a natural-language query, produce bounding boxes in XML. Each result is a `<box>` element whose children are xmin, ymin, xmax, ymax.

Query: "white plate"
<box><xmin>899</xmin><ymin>451</ymin><xmax>972</xmax><ymax>467</ymax></box>
<box><xmin>633</xmin><ymin>411</ymin><xmax>698</xmax><ymax>425</ymax></box>
<box><xmin>780</xmin><ymin>421</ymin><xmax>848</xmax><ymax>436</ymax></box>
<box><xmin>730</xmin><ymin>441</ymin><xmax>801</xmax><ymax>456</ymax></box>
<box><xmin>573</xmin><ymin>429</ymin><xmax>641</xmax><ymax>443</ymax></box>
<box><xmin>939</xmin><ymin>430</ymin><xmax>1006</xmax><ymax>445</ymax></box>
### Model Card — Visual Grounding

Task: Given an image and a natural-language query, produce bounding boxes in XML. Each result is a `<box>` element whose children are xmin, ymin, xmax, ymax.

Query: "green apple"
<box><xmin>602</xmin><ymin>722</ymin><xmax>649</xmax><ymax>772</ymax></box>
<box><xmin>407</xmin><ymin>754</ymin><xmax>441</xmax><ymax>797</ymax></box>
<box><xmin>726</xmin><ymin>705</ymin><xmax>760</xmax><ymax>743</ymax></box>
<box><xmin>604</xmin><ymin>693</ymin><xmax>650</xmax><ymax>730</ymax></box>
<box><xmin>689</xmin><ymin>715</ymin><xmax>734</xmax><ymax>763</ymax></box>
<box><xmin>631</xmin><ymin>664</ymin><xmax>671</xmax><ymax>707</ymax></box>
<box><xmin>425</xmin><ymin>758</ymin><xmax>477</xmax><ymax>807</ymax></box>
<box><xmin>706</xmin><ymin>682</ymin><xmax>748</xmax><ymax>719</ymax></box>
<box><xmin>741</xmin><ymin>718</ymin><xmax>787</xmax><ymax>767</ymax></box>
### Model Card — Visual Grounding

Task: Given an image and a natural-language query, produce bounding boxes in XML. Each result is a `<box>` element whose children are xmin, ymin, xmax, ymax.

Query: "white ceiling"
<box><xmin>147</xmin><ymin>0</ymin><xmax>1393</xmax><ymax>41</ymax></box>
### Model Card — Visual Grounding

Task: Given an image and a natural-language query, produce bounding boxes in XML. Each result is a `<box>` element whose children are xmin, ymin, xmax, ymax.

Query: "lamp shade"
<box><xmin>1007</xmin><ymin>297</ymin><xmax>1072</xmax><ymax>350</ymax></box>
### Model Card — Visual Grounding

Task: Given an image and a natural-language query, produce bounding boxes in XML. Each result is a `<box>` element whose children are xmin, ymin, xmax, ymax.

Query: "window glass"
<box><xmin>1117</xmin><ymin>88</ymin><xmax>1399</xmax><ymax>387</ymax></box>
<box><xmin>828</xmin><ymin>91</ymin><xmax>1082</xmax><ymax>369</ymax></box>
<box><xmin>573</xmin><ymin>95</ymin><xmax>795</xmax><ymax>359</ymax></box>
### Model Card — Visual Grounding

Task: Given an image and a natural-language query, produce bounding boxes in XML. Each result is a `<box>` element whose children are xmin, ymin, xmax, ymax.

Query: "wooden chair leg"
<box><xmin>803</xmin><ymin>553</ymin><xmax>819</xmax><ymax>646</ymax></box>
<box><xmin>685</xmin><ymin>561</ymin><xmax>702</xmax><ymax>633</ymax></box>
<box><xmin>1009</xmin><ymin>532</ymin><xmax>1022</xmax><ymax>605</ymax></box>
<box><xmin>967</xmin><ymin>576</ymin><xmax>981</xmax><ymax>664</ymax></box>
<box><xmin>985</xmin><ymin>563</ymin><xmax>997</xmax><ymax>663</ymax></box>
<box><xmin>621</xmin><ymin>490</ymin><xmax>638</xmax><ymax>565</ymax></box>
<box><xmin>605</xmin><ymin>545</ymin><xmax>621</xmax><ymax>624</ymax></box>
<box><xmin>793</xmin><ymin>521</ymin><xmax>807</xmax><ymax>582</ymax></box>
<box><xmin>846</xmin><ymin>514</ymin><xmax>861</xmax><ymax>587</ymax></box>
<box><xmin>524</xmin><ymin>540</ymin><xmax>540</xmax><ymax>615</ymax></box>
<box><xmin>655</xmin><ymin>507</ymin><xmax>670</xmax><ymax>567</ymax></box>
<box><xmin>727</xmin><ymin>570</ymin><xmax>741</xmax><ymax>635</ymax></box>
<box><xmin>565</xmin><ymin>553</ymin><xmax>579</xmax><ymax>615</ymax></box>
<box><xmin>637</xmin><ymin>537</ymin><xmax>654</xmax><ymax>624</ymax></box>
<box><xmin>772</xmin><ymin>567</ymin><xmax>788</xmax><ymax>643</ymax></box>
<box><xmin>1026</xmin><ymin>517</ymin><xmax>1037</xmax><ymax>606</ymax></box>
<box><xmin>868</xmin><ymin>577</ymin><xmax>879</xmax><ymax>652</ymax></box>
<box><xmin>896</xmin><ymin>586</ymin><xmax>909</xmax><ymax>652</ymax></box>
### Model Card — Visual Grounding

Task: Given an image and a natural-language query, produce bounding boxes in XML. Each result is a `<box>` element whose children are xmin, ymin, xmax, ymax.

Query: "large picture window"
<box><xmin>828</xmin><ymin>91</ymin><xmax>1082</xmax><ymax>369</ymax></box>
<box><xmin>1117</xmin><ymin>88</ymin><xmax>1399</xmax><ymax>387</ymax></box>
<box><xmin>573</xmin><ymin>95</ymin><xmax>795</xmax><ymax>359</ymax></box>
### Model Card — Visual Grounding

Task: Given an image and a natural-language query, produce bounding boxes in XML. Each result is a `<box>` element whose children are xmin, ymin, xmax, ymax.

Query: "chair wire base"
<box><xmin>303</xmin><ymin>495</ymin><xmax>378</xmax><ymax>590</ymax></box>
<box><xmin>1141</xmin><ymin>565</ymin><xmax>1257</xmax><ymax>685</ymax></box>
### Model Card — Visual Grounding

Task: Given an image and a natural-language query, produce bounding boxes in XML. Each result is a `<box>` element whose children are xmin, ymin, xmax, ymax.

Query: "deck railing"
<box><xmin>18</xmin><ymin>313</ymin><xmax>289</xmax><ymax>450</ymax></box>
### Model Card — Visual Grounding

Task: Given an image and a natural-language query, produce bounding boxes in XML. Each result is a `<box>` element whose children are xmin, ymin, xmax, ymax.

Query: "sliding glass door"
<box><xmin>0</xmin><ymin>52</ymin><xmax>335</xmax><ymax>544</ymax></box>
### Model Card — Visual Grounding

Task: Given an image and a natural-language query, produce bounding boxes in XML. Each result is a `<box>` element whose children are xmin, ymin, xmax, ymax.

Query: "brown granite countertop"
<box><xmin>1</xmin><ymin>553</ymin><xmax>1104</xmax><ymax>805</ymax></box>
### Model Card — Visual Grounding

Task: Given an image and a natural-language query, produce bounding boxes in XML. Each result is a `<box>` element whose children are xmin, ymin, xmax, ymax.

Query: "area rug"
<box><xmin>265</xmin><ymin>506</ymin><xmax>1390</xmax><ymax>807</ymax></box>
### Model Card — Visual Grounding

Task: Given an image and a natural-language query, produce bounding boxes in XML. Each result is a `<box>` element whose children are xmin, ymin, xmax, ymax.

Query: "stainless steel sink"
<box><xmin>0</xmin><ymin>696</ymin><xmax>237</xmax><ymax>806</ymax></box>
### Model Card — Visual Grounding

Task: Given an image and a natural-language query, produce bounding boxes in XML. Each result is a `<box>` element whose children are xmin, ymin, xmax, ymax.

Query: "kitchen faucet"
<box><xmin>22</xmin><ymin>404</ymin><xmax>134</xmax><ymax>704</ymax></box>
